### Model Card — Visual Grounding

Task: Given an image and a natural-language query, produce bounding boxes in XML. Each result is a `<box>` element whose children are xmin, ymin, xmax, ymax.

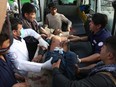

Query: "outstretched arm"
<box><xmin>68</xmin><ymin>35</ymin><xmax>88</xmax><ymax>42</ymax></box>
<box><xmin>80</xmin><ymin>53</ymin><xmax>100</xmax><ymax>63</ymax></box>
<box><xmin>21</xmin><ymin>28</ymin><xmax>49</xmax><ymax>49</ymax></box>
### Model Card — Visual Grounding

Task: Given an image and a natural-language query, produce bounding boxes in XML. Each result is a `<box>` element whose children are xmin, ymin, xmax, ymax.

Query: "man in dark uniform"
<box><xmin>68</xmin><ymin>13</ymin><xmax>111</xmax><ymax>64</ymax></box>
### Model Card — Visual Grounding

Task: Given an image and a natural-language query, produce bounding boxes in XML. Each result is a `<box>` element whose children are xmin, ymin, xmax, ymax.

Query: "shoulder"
<box><xmin>100</xmin><ymin>29</ymin><xmax>111</xmax><ymax>37</ymax></box>
<box><xmin>81</xmin><ymin>73</ymin><xmax>113</xmax><ymax>87</ymax></box>
<box><xmin>96</xmin><ymin>72</ymin><xmax>116</xmax><ymax>85</ymax></box>
<box><xmin>65</xmin><ymin>51</ymin><xmax>77</xmax><ymax>60</ymax></box>
<box><xmin>59</xmin><ymin>13</ymin><xmax>65</xmax><ymax>17</ymax></box>
<box><xmin>67</xmin><ymin>51</ymin><xmax>77</xmax><ymax>56</ymax></box>
<box><xmin>96</xmin><ymin>29</ymin><xmax>111</xmax><ymax>42</ymax></box>
<box><xmin>46</xmin><ymin>13</ymin><xmax>52</xmax><ymax>17</ymax></box>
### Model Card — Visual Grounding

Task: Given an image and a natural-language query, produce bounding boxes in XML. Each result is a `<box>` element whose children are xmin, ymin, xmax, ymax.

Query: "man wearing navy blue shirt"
<box><xmin>0</xmin><ymin>19</ymin><xmax>28</xmax><ymax>87</ymax></box>
<box><xmin>68</xmin><ymin>13</ymin><xmax>111</xmax><ymax>64</ymax></box>
<box><xmin>0</xmin><ymin>54</ymin><xmax>17</xmax><ymax>87</ymax></box>
<box><xmin>0</xmin><ymin>1</ymin><xmax>30</xmax><ymax>87</ymax></box>
<box><xmin>88</xmin><ymin>28</ymin><xmax>111</xmax><ymax>54</ymax></box>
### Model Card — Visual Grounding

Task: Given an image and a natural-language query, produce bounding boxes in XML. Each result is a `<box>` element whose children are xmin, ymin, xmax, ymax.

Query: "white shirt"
<box><xmin>9</xmin><ymin>29</ymin><xmax>50</xmax><ymax>74</ymax></box>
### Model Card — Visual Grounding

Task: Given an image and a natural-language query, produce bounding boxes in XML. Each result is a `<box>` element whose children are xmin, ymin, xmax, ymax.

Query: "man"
<box><xmin>0</xmin><ymin>18</ymin><xmax>18</xmax><ymax>87</ymax></box>
<box><xmin>68</xmin><ymin>13</ymin><xmax>111</xmax><ymax>64</ymax></box>
<box><xmin>46</xmin><ymin>2</ymin><xmax>72</xmax><ymax>31</ymax></box>
<box><xmin>0</xmin><ymin>1</ymin><xmax>29</xmax><ymax>86</ymax></box>
<box><xmin>9</xmin><ymin>17</ymin><xmax>51</xmax><ymax>76</ymax></box>
<box><xmin>21</xmin><ymin>2</ymin><xmax>47</xmax><ymax>61</ymax></box>
<box><xmin>45</xmin><ymin>36</ymin><xmax>78</xmax><ymax>80</ymax></box>
<box><xmin>52</xmin><ymin>36</ymin><xmax>116</xmax><ymax>87</ymax></box>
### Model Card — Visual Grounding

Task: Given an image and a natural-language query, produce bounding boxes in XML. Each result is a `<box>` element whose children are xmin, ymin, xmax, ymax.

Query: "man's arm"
<box><xmin>10</xmin><ymin>56</ymin><xmax>52</xmax><ymax>73</ymax></box>
<box><xmin>61</xmin><ymin>14</ymin><xmax>72</xmax><ymax>31</ymax></box>
<box><xmin>22</xmin><ymin>28</ymin><xmax>49</xmax><ymax>49</ymax></box>
<box><xmin>45</xmin><ymin>17</ymin><xmax>49</xmax><ymax>26</ymax></box>
<box><xmin>68</xmin><ymin>35</ymin><xmax>88</xmax><ymax>42</ymax></box>
<box><xmin>21</xmin><ymin>28</ymin><xmax>40</xmax><ymax>39</ymax></box>
<box><xmin>80</xmin><ymin>53</ymin><xmax>100</xmax><ymax>63</ymax></box>
<box><xmin>77</xmin><ymin>64</ymin><xmax>96</xmax><ymax>74</ymax></box>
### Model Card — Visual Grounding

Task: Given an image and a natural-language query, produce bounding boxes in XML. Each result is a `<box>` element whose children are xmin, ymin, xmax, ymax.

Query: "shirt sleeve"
<box><xmin>8</xmin><ymin>50</ymin><xmax>43</xmax><ymax>73</ymax></box>
<box><xmin>16</xmin><ymin>59</ymin><xmax>42</xmax><ymax>72</ymax></box>
<box><xmin>60</xmin><ymin>14</ymin><xmax>72</xmax><ymax>28</ymax></box>
<box><xmin>22</xmin><ymin>28</ymin><xmax>41</xmax><ymax>39</ymax></box>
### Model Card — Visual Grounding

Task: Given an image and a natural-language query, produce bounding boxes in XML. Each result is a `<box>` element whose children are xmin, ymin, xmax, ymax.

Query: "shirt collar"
<box><xmin>94</xmin><ymin>28</ymin><xmax>105</xmax><ymax>36</ymax></box>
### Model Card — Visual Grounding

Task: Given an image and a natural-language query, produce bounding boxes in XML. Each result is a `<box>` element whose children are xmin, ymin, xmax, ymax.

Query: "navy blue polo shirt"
<box><xmin>88</xmin><ymin>29</ymin><xmax>111</xmax><ymax>53</ymax></box>
<box><xmin>0</xmin><ymin>54</ymin><xmax>17</xmax><ymax>87</ymax></box>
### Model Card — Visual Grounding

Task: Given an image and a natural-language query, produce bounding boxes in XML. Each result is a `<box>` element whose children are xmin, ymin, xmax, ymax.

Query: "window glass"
<box><xmin>21</xmin><ymin>0</ymin><xmax>30</xmax><ymax>4</ymax></box>
<box><xmin>31</xmin><ymin>0</ymin><xmax>41</xmax><ymax>21</ymax></box>
<box><xmin>90</xmin><ymin>0</ymin><xmax>96</xmax><ymax>12</ymax></box>
<box><xmin>8</xmin><ymin>0</ymin><xmax>20</xmax><ymax>17</ymax></box>
<box><xmin>97</xmin><ymin>0</ymin><xmax>114</xmax><ymax>32</ymax></box>
<box><xmin>82</xmin><ymin>0</ymin><xmax>89</xmax><ymax>5</ymax></box>
<box><xmin>59</xmin><ymin>0</ymin><xmax>77</xmax><ymax>5</ymax></box>
<box><xmin>90</xmin><ymin>0</ymin><xmax>96</xmax><ymax>11</ymax></box>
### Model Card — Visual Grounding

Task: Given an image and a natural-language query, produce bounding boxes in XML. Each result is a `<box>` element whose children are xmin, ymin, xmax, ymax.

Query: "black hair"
<box><xmin>48</xmin><ymin>2</ymin><xmax>57</xmax><ymax>9</ymax></box>
<box><xmin>104</xmin><ymin>36</ymin><xmax>116</xmax><ymax>58</ymax></box>
<box><xmin>92</xmin><ymin>13</ymin><xmax>108</xmax><ymax>29</ymax></box>
<box><xmin>22</xmin><ymin>2</ymin><xmax>36</xmax><ymax>18</ymax></box>
<box><xmin>10</xmin><ymin>17</ymin><xmax>22</xmax><ymax>31</ymax></box>
<box><xmin>0</xmin><ymin>20</ymin><xmax>10</xmax><ymax>46</ymax></box>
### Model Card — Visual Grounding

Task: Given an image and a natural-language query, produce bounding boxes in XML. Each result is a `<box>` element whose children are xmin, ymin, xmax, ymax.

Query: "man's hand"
<box><xmin>42</xmin><ymin>57</ymin><xmax>53</xmax><ymax>70</ymax></box>
<box><xmin>75</xmin><ymin>64</ymin><xmax>80</xmax><ymax>75</ymax></box>
<box><xmin>52</xmin><ymin>59</ymin><xmax>61</xmax><ymax>69</ymax></box>
<box><xmin>38</xmin><ymin>38</ymin><xmax>49</xmax><ymax>49</ymax></box>
<box><xmin>67</xmin><ymin>27</ymin><xmax>71</xmax><ymax>32</ymax></box>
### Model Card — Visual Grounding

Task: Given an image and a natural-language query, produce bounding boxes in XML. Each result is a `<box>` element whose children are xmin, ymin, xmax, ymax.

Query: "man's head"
<box><xmin>22</xmin><ymin>2</ymin><xmax>36</xmax><ymax>22</ymax></box>
<box><xmin>48</xmin><ymin>2</ymin><xmax>57</xmax><ymax>15</ymax></box>
<box><xmin>0</xmin><ymin>19</ymin><xmax>12</xmax><ymax>54</ymax></box>
<box><xmin>100</xmin><ymin>36</ymin><xmax>116</xmax><ymax>64</ymax></box>
<box><xmin>10</xmin><ymin>18</ymin><xmax>23</xmax><ymax>38</ymax></box>
<box><xmin>0</xmin><ymin>0</ymin><xmax>13</xmax><ymax>54</ymax></box>
<box><xmin>89</xmin><ymin>13</ymin><xmax>108</xmax><ymax>32</ymax></box>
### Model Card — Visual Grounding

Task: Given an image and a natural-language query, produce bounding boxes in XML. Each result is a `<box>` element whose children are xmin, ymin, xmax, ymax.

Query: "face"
<box><xmin>2</xmin><ymin>39</ymin><xmax>10</xmax><ymax>49</ymax></box>
<box><xmin>100</xmin><ymin>45</ymin><xmax>109</xmax><ymax>61</ymax></box>
<box><xmin>50</xmin><ymin>7</ymin><xmax>57</xmax><ymax>15</ymax></box>
<box><xmin>25</xmin><ymin>12</ymin><xmax>36</xmax><ymax>22</ymax></box>
<box><xmin>13</xmin><ymin>24</ymin><xmax>22</xmax><ymax>37</ymax></box>
<box><xmin>89</xmin><ymin>20</ymin><xmax>101</xmax><ymax>33</ymax></box>
<box><xmin>0</xmin><ymin>39</ymin><xmax>10</xmax><ymax>54</ymax></box>
<box><xmin>89</xmin><ymin>20</ymin><xmax>97</xmax><ymax>31</ymax></box>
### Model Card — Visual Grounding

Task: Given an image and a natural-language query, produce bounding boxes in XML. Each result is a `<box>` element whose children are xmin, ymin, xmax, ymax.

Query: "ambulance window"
<box><xmin>59</xmin><ymin>0</ymin><xmax>77</xmax><ymax>5</ymax></box>
<box><xmin>90</xmin><ymin>0</ymin><xmax>96</xmax><ymax>12</ymax></box>
<box><xmin>97</xmin><ymin>0</ymin><xmax>114</xmax><ymax>32</ymax></box>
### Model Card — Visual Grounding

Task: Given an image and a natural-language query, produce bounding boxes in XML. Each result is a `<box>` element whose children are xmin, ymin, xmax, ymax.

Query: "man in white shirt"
<box><xmin>9</xmin><ymin>17</ymin><xmax>51</xmax><ymax>76</ymax></box>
